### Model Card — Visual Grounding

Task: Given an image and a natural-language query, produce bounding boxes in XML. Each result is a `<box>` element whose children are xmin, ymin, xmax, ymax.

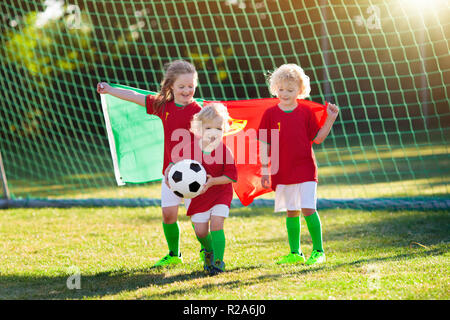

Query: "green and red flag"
<box><xmin>101</xmin><ymin>84</ymin><xmax>327</xmax><ymax>206</ymax></box>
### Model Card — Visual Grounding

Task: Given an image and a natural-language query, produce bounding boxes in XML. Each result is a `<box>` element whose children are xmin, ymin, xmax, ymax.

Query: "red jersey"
<box><xmin>146</xmin><ymin>95</ymin><xmax>202</xmax><ymax>174</ymax></box>
<box><xmin>258</xmin><ymin>103</ymin><xmax>322</xmax><ymax>189</ymax></box>
<box><xmin>172</xmin><ymin>139</ymin><xmax>238</xmax><ymax>216</ymax></box>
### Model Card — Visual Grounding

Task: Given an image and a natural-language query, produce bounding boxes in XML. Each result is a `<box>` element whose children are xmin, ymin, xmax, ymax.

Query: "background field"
<box><xmin>9</xmin><ymin>143</ymin><xmax>449</xmax><ymax>200</ymax></box>
<box><xmin>1</xmin><ymin>0</ymin><xmax>449</xmax><ymax>202</ymax></box>
<box><xmin>0</xmin><ymin>183</ymin><xmax>448</xmax><ymax>300</ymax></box>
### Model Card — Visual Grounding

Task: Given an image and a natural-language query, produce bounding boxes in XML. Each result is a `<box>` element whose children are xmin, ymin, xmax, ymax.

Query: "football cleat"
<box><xmin>306</xmin><ymin>250</ymin><xmax>326</xmax><ymax>265</ymax></box>
<box><xmin>201</xmin><ymin>249</ymin><xmax>214</xmax><ymax>271</ymax></box>
<box><xmin>276</xmin><ymin>252</ymin><xmax>306</xmax><ymax>265</ymax></box>
<box><xmin>151</xmin><ymin>251</ymin><xmax>183</xmax><ymax>268</ymax></box>
<box><xmin>209</xmin><ymin>260</ymin><xmax>225</xmax><ymax>275</ymax></box>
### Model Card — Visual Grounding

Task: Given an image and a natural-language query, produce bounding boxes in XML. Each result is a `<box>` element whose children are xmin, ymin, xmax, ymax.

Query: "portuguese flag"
<box><xmin>101</xmin><ymin>84</ymin><xmax>327</xmax><ymax>206</ymax></box>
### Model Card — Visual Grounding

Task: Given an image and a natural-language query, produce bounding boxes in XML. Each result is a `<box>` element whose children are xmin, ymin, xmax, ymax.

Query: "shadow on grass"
<box><xmin>254</xmin><ymin>210</ymin><xmax>450</xmax><ymax>249</ymax></box>
<box><xmin>0</xmin><ymin>264</ymin><xmax>266</xmax><ymax>300</ymax></box>
<box><xmin>119</xmin><ymin>247</ymin><xmax>447</xmax><ymax>300</ymax></box>
<box><xmin>0</xmin><ymin>267</ymin><xmax>210</xmax><ymax>300</ymax></box>
<box><xmin>1</xmin><ymin>211</ymin><xmax>448</xmax><ymax>299</ymax></box>
<box><xmin>246</xmin><ymin>247</ymin><xmax>448</xmax><ymax>287</ymax></box>
<box><xmin>322</xmin><ymin>210</ymin><xmax>450</xmax><ymax>248</ymax></box>
<box><xmin>2</xmin><ymin>248</ymin><xmax>446</xmax><ymax>300</ymax></box>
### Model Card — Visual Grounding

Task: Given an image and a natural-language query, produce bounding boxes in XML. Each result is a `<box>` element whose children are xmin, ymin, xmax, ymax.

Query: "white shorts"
<box><xmin>161</xmin><ymin>176</ymin><xmax>191</xmax><ymax>209</ymax></box>
<box><xmin>274</xmin><ymin>181</ymin><xmax>317</xmax><ymax>212</ymax></box>
<box><xmin>190</xmin><ymin>204</ymin><xmax>230</xmax><ymax>223</ymax></box>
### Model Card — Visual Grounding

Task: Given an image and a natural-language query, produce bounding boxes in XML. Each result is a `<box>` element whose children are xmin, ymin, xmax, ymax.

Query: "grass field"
<box><xmin>0</xmin><ymin>205</ymin><xmax>448</xmax><ymax>300</ymax></box>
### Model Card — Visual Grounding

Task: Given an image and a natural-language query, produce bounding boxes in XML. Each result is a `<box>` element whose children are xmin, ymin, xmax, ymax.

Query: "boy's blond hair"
<box><xmin>267</xmin><ymin>64</ymin><xmax>311</xmax><ymax>99</ymax></box>
<box><xmin>190</xmin><ymin>103</ymin><xmax>230</xmax><ymax>137</ymax></box>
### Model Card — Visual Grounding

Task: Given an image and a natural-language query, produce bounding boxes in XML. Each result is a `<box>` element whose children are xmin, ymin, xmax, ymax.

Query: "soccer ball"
<box><xmin>168</xmin><ymin>159</ymin><xmax>207</xmax><ymax>198</ymax></box>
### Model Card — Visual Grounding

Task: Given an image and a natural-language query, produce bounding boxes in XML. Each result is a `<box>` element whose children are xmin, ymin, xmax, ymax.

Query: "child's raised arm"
<box><xmin>313</xmin><ymin>103</ymin><xmax>339</xmax><ymax>144</ymax></box>
<box><xmin>97</xmin><ymin>82</ymin><xmax>146</xmax><ymax>107</ymax></box>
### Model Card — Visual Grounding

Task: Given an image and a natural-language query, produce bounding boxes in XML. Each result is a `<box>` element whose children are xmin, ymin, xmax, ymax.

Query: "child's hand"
<box><xmin>164</xmin><ymin>163</ymin><xmax>173</xmax><ymax>187</ymax></box>
<box><xmin>200</xmin><ymin>174</ymin><xmax>215</xmax><ymax>194</ymax></box>
<box><xmin>327</xmin><ymin>103</ymin><xmax>339</xmax><ymax>120</ymax></box>
<box><xmin>261</xmin><ymin>174</ymin><xmax>271</xmax><ymax>189</ymax></box>
<box><xmin>97</xmin><ymin>82</ymin><xmax>111</xmax><ymax>94</ymax></box>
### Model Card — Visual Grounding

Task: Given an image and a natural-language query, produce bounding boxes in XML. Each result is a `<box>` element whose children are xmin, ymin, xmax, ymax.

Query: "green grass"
<box><xmin>0</xmin><ymin>206</ymin><xmax>448</xmax><ymax>299</ymax></box>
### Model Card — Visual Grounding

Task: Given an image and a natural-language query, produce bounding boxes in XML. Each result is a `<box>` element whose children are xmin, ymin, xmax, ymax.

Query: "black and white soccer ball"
<box><xmin>168</xmin><ymin>159</ymin><xmax>207</xmax><ymax>199</ymax></box>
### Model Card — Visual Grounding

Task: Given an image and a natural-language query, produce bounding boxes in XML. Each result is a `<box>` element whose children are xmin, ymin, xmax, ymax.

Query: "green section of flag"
<box><xmin>102</xmin><ymin>84</ymin><xmax>163</xmax><ymax>184</ymax></box>
<box><xmin>102</xmin><ymin>84</ymin><xmax>204</xmax><ymax>185</ymax></box>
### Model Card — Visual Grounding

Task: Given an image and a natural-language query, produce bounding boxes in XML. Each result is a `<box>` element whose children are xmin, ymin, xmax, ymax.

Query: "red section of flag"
<box><xmin>205</xmin><ymin>98</ymin><xmax>327</xmax><ymax>206</ymax></box>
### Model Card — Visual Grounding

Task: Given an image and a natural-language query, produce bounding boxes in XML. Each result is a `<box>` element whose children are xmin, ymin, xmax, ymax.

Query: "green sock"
<box><xmin>286</xmin><ymin>216</ymin><xmax>301</xmax><ymax>254</ymax></box>
<box><xmin>197</xmin><ymin>233</ymin><xmax>213</xmax><ymax>252</ymax></box>
<box><xmin>304</xmin><ymin>212</ymin><xmax>323</xmax><ymax>252</ymax></box>
<box><xmin>191</xmin><ymin>222</ymin><xmax>205</xmax><ymax>251</ymax></box>
<box><xmin>211</xmin><ymin>229</ymin><xmax>226</xmax><ymax>262</ymax></box>
<box><xmin>162</xmin><ymin>221</ymin><xmax>180</xmax><ymax>256</ymax></box>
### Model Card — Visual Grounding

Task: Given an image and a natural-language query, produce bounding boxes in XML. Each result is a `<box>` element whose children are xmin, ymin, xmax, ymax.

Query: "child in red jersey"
<box><xmin>97</xmin><ymin>60</ymin><xmax>202</xmax><ymax>268</ymax></box>
<box><xmin>170</xmin><ymin>103</ymin><xmax>237</xmax><ymax>275</ymax></box>
<box><xmin>258</xmin><ymin>64</ymin><xmax>339</xmax><ymax>266</ymax></box>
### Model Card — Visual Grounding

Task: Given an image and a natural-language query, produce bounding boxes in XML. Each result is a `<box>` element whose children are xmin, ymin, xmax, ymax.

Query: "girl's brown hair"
<box><xmin>153</xmin><ymin>60</ymin><xmax>198</xmax><ymax>113</ymax></box>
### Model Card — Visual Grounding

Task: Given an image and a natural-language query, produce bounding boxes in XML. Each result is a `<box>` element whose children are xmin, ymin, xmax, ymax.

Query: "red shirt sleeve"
<box><xmin>146</xmin><ymin>95</ymin><xmax>159</xmax><ymax>116</ymax></box>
